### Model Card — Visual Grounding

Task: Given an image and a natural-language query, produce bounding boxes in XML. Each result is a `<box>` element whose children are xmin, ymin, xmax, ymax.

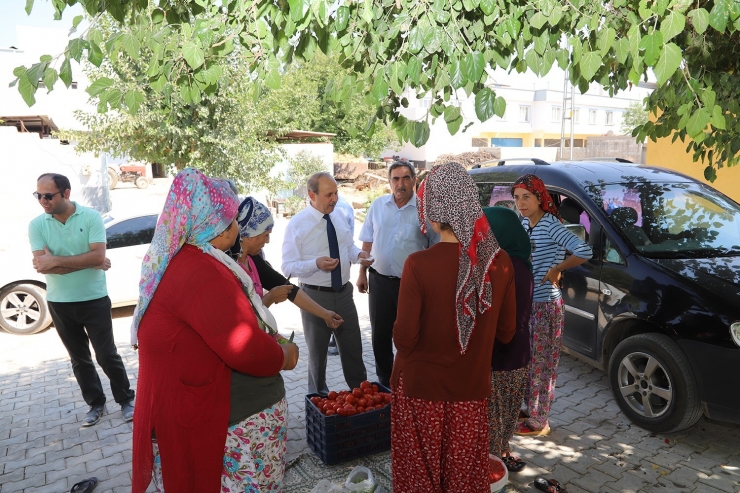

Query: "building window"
<box><xmin>551</xmin><ymin>107</ymin><xmax>562</xmax><ymax>122</ymax></box>
<box><xmin>420</xmin><ymin>98</ymin><xmax>432</xmax><ymax>108</ymax></box>
<box><xmin>606</xmin><ymin>111</ymin><xmax>614</xmax><ymax>125</ymax></box>
<box><xmin>572</xmin><ymin>109</ymin><xmax>580</xmax><ymax>123</ymax></box>
<box><xmin>589</xmin><ymin>109</ymin><xmax>598</xmax><ymax>125</ymax></box>
<box><xmin>519</xmin><ymin>106</ymin><xmax>531</xmax><ymax>123</ymax></box>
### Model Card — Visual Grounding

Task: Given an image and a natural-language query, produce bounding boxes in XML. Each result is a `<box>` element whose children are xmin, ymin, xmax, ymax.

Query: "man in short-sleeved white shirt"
<box><xmin>356</xmin><ymin>162</ymin><xmax>438</xmax><ymax>386</ymax></box>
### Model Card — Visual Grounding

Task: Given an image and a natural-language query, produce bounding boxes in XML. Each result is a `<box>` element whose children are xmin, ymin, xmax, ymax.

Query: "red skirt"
<box><xmin>391</xmin><ymin>376</ymin><xmax>490</xmax><ymax>493</ymax></box>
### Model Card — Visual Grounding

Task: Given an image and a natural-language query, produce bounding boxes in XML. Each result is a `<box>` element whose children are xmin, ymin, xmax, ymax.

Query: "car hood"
<box><xmin>653</xmin><ymin>256</ymin><xmax>740</xmax><ymax>305</ymax></box>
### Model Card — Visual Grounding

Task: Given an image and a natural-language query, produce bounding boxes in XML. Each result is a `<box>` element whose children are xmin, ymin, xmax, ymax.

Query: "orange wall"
<box><xmin>646</xmin><ymin>137</ymin><xmax>740</xmax><ymax>203</ymax></box>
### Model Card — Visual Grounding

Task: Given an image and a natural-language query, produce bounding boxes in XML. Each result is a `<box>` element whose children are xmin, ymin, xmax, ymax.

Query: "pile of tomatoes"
<box><xmin>309</xmin><ymin>381</ymin><xmax>391</xmax><ymax>417</ymax></box>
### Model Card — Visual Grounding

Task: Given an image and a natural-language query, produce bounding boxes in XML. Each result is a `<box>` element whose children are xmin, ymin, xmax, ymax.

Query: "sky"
<box><xmin>0</xmin><ymin>0</ymin><xmax>84</xmax><ymax>49</ymax></box>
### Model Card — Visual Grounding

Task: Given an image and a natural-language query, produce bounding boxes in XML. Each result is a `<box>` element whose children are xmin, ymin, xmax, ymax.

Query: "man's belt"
<box><xmin>369</xmin><ymin>267</ymin><xmax>400</xmax><ymax>280</ymax></box>
<box><xmin>301</xmin><ymin>282</ymin><xmax>349</xmax><ymax>293</ymax></box>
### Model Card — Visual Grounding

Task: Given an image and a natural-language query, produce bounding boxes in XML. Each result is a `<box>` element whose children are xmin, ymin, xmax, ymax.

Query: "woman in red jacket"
<box><xmin>130</xmin><ymin>168</ymin><xmax>299</xmax><ymax>493</ymax></box>
<box><xmin>391</xmin><ymin>162</ymin><xmax>517</xmax><ymax>493</ymax></box>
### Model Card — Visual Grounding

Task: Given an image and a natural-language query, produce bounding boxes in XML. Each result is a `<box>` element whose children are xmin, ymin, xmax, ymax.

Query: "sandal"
<box><xmin>501</xmin><ymin>454</ymin><xmax>526</xmax><ymax>472</ymax></box>
<box><xmin>533</xmin><ymin>476</ymin><xmax>568</xmax><ymax>493</ymax></box>
<box><xmin>518</xmin><ymin>410</ymin><xmax>529</xmax><ymax>422</ymax></box>
<box><xmin>514</xmin><ymin>421</ymin><xmax>551</xmax><ymax>436</ymax></box>
<box><xmin>70</xmin><ymin>477</ymin><xmax>99</xmax><ymax>493</ymax></box>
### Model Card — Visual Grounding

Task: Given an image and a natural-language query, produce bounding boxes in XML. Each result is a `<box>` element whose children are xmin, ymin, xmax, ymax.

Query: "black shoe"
<box><xmin>121</xmin><ymin>400</ymin><xmax>134</xmax><ymax>422</ymax></box>
<box><xmin>70</xmin><ymin>477</ymin><xmax>99</xmax><ymax>492</ymax></box>
<box><xmin>82</xmin><ymin>404</ymin><xmax>105</xmax><ymax>427</ymax></box>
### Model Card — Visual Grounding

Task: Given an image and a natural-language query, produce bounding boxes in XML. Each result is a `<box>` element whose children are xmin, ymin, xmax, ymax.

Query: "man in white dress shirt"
<box><xmin>356</xmin><ymin>161</ymin><xmax>438</xmax><ymax>387</ymax></box>
<box><xmin>282</xmin><ymin>172</ymin><xmax>370</xmax><ymax>395</ymax></box>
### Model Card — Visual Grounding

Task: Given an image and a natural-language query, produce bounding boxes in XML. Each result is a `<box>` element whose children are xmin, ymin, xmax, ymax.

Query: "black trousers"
<box><xmin>368</xmin><ymin>270</ymin><xmax>401</xmax><ymax>388</ymax></box>
<box><xmin>47</xmin><ymin>296</ymin><xmax>135</xmax><ymax>407</ymax></box>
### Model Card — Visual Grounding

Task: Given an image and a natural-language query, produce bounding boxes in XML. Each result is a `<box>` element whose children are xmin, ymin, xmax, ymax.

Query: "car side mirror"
<box><xmin>565</xmin><ymin>224</ymin><xmax>587</xmax><ymax>242</ymax></box>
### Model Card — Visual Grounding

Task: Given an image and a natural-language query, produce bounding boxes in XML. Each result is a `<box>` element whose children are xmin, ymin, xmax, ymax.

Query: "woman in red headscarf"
<box><xmin>390</xmin><ymin>162</ymin><xmax>517</xmax><ymax>493</ymax></box>
<box><xmin>511</xmin><ymin>174</ymin><xmax>592</xmax><ymax>436</ymax></box>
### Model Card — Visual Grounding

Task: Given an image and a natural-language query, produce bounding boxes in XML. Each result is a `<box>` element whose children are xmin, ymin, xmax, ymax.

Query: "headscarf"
<box><xmin>511</xmin><ymin>174</ymin><xmax>562</xmax><ymax>222</ymax></box>
<box><xmin>237</xmin><ymin>196</ymin><xmax>274</xmax><ymax>238</ymax></box>
<box><xmin>416</xmin><ymin>162</ymin><xmax>500</xmax><ymax>354</ymax></box>
<box><xmin>130</xmin><ymin>168</ymin><xmax>276</xmax><ymax>345</ymax></box>
<box><xmin>483</xmin><ymin>206</ymin><xmax>532</xmax><ymax>272</ymax></box>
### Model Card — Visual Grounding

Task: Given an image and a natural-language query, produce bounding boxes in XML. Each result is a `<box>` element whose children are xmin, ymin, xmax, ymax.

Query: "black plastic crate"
<box><xmin>305</xmin><ymin>382</ymin><xmax>391</xmax><ymax>465</ymax></box>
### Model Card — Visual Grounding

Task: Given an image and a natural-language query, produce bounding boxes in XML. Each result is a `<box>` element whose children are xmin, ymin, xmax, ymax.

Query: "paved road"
<box><xmin>2</xmin><ymin>179</ymin><xmax>739</xmax><ymax>492</ymax></box>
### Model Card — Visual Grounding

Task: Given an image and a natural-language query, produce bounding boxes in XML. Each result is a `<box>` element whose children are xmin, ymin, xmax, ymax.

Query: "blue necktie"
<box><xmin>324</xmin><ymin>213</ymin><xmax>343</xmax><ymax>291</ymax></box>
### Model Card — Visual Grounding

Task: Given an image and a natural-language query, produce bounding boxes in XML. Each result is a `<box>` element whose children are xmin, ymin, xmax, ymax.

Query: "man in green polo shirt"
<box><xmin>29</xmin><ymin>173</ymin><xmax>135</xmax><ymax>427</ymax></box>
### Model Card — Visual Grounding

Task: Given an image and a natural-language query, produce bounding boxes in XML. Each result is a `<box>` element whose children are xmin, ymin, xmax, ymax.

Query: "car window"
<box><xmin>488</xmin><ymin>185</ymin><xmax>516</xmax><ymax>209</ymax></box>
<box><xmin>588</xmin><ymin>182</ymin><xmax>740</xmax><ymax>258</ymax></box>
<box><xmin>603</xmin><ymin>236</ymin><xmax>626</xmax><ymax>265</ymax></box>
<box><xmin>106</xmin><ymin>215</ymin><xmax>158</xmax><ymax>250</ymax></box>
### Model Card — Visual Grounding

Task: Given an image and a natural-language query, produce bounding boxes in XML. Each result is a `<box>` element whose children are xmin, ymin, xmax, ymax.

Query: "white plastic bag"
<box><xmin>310</xmin><ymin>479</ymin><xmax>347</xmax><ymax>493</ymax></box>
<box><xmin>344</xmin><ymin>466</ymin><xmax>382</xmax><ymax>493</ymax></box>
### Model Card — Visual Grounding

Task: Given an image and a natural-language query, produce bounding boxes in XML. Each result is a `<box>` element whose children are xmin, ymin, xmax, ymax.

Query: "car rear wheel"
<box><xmin>0</xmin><ymin>283</ymin><xmax>53</xmax><ymax>335</ymax></box>
<box><xmin>609</xmin><ymin>333</ymin><xmax>702</xmax><ymax>432</ymax></box>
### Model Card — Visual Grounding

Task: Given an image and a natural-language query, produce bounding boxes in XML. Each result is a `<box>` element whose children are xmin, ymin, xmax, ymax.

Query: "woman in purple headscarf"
<box><xmin>390</xmin><ymin>162</ymin><xmax>517</xmax><ymax>493</ymax></box>
<box><xmin>131</xmin><ymin>169</ymin><xmax>299</xmax><ymax>493</ymax></box>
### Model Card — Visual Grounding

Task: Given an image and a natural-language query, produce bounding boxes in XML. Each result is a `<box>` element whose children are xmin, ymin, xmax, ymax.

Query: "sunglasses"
<box><xmin>33</xmin><ymin>191</ymin><xmax>63</xmax><ymax>201</ymax></box>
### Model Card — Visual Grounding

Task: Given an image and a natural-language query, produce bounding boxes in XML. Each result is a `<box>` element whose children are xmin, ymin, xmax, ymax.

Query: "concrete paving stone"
<box><xmin>7</xmin><ymin>449</ymin><xmax>47</xmax><ymax>470</ymax></box>
<box><xmin>0</xmin><ymin>474</ymin><xmax>47</xmax><ymax>492</ymax></box>
<box><xmin>107</xmin><ymin>461</ymin><xmax>132</xmax><ymax>479</ymax></box>
<box><xmin>659</xmin><ymin>465</ymin><xmax>711</xmax><ymax>492</ymax></box>
<box><xmin>26</xmin><ymin>453</ymin><xmax>69</xmax><ymax>476</ymax></box>
<box><xmin>0</xmin><ymin>431</ymin><xmax>30</xmax><ymax>448</ymax></box>
<box><xmin>605</xmin><ymin>468</ymin><xmax>657</xmax><ymax>492</ymax></box>
<box><xmin>646</xmin><ymin>448</ymin><xmax>691</xmax><ymax>470</ymax></box>
<box><xmin>592</xmin><ymin>456</ymin><xmax>633</xmax><ymax>479</ymax></box>
<box><xmin>85</xmin><ymin>452</ymin><xmax>126</xmax><ymax>472</ymax></box>
<box><xmin>66</xmin><ymin>448</ymin><xmax>104</xmax><ymax>469</ymax></box>
<box><xmin>571</xmin><ymin>468</ymin><xmax>618</xmax><ymax>491</ymax></box>
<box><xmin>83</xmin><ymin>433</ymin><xmax>119</xmax><ymax>454</ymax></box>
<box><xmin>28</xmin><ymin>423</ymin><xmax>62</xmax><ymax>442</ymax></box>
<box><xmin>96</xmin><ymin>421</ymin><xmax>133</xmax><ymax>441</ymax></box>
<box><xmin>0</xmin><ymin>466</ymin><xmax>25</xmax><ymax>487</ymax></box>
<box><xmin>22</xmin><ymin>478</ymin><xmax>70</xmax><ymax>493</ymax></box>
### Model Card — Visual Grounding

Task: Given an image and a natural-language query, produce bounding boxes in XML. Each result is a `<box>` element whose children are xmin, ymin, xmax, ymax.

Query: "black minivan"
<box><xmin>469</xmin><ymin>159</ymin><xmax>740</xmax><ymax>432</ymax></box>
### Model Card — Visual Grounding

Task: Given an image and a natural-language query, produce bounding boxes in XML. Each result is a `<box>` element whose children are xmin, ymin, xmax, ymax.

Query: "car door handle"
<box><xmin>602</xmin><ymin>288</ymin><xmax>612</xmax><ymax>296</ymax></box>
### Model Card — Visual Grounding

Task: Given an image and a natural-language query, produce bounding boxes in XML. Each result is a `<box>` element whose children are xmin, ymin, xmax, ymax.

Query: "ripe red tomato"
<box><xmin>345</xmin><ymin>395</ymin><xmax>357</xmax><ymax>405</ymax></box>
<box><xmin>352</xmin><ymin>388</ymin><xmax>364</xmax><ymax>399</ymax></box>
<box><xmin>327</xmin><ymin>391</ymin><xmax>338</xmax><ymax>401</ymax></box>
<box><xmin>358</xmin><ymin>398</ymin><xmax>368</xmax><ymax>407</ymax></box>
<box><xmin>337</xmin><ymin>407</ymin><xmax>348</xmax><ymax>417</ymax></box>
<box><xmin>326</xmin><ymin>409</ymin><xmax>336</xmax><ymax>416</ymax></box>
<box><xmin>360</xmin><ymin>381</ymin><xmax>371</xmax><ymax>390</ymax></box>
<box><xmin>372</xmin><ymin>384</ymin><xmax>379</xmax><ymax>393</ymax></box>
<box><xmin>310</xmin><ymin>396</ymin><xmax>321</xmax><ymax>405</ymax></box>
<box><xmin>363</xmin><ymin>387</ymin><xmax>373</xmax><ymax>395</ymax></box>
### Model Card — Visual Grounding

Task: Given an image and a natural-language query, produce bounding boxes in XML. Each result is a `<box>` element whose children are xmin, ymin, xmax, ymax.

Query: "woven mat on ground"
<box><xmin>283</xmin><ymin>451</ymin><xmax>393</xmax><ymax>492</ymax></box>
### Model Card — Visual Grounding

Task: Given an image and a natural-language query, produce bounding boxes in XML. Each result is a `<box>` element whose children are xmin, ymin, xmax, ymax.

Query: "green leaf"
<box><xmin>40</xmin><ymin>55</ymin><xmax>52</xmax><ymax>63</ymax></box>
<box><xmin>13</xmin><ymin>66</ymin><xmax>26</xmax><ymax>78</ymax></box>
<box><xmin>639</xmin><ymin>32</ymin><xmax>664</xmax><ymax>66</ymax></box>
<box><xmin>86</xmin><ymin>77</ymin><xmax>114</xmax><ymax>97</ymax></box>
<box><xmin>407</xmin><ymin>57</ymin><xmax>421</xmax><ymax>84</ymax></box>
<box><xmin>370</xmin><ymin>77</ymin><xmax>388</xmax><ymax>102</ymax></box>
<box><xmin>474</xmin><ymin>87</ymin><xmax>496</xmax><ymax>121</ymax></box>
<box><xmin>335</xmin><ymin>6</ymin><xmax>349</xmax><ymax>30</ymax></box>
<box><xmin>480</xmin><ymin>0</ymin><xmax>495</xmax><ymax>15</ymax></box>
<box><xmin>686</xmin><ymin>107</ymin><xmax>710</xmax><ymax>138</ymax></box>
<box><xmin>449</xmin><ymin>58</ymin><xmax>465</xmax><ymax>89</ymax></box>
<box><xmin>444</xmin><ymin>105</ymin><xmax>461</xmax><ymax>123</ymax></box>
<box><xmin>704</xmin><ymin>165</ymin><xmax>717</xmax><ymax>182</ymax></box>
<box><xmin>72</xmin><ymin>15</ymin><xmax>83</xmax><ymax>29</ymax></box>
<box><xmin>182</xmin><ymin>41</ymin><xmax>205</xmax><ymax>69</ymax></box>
<box><xmin>493</xmin><ymin>96</ymin><xmax>506</xmax><ymax>118</ymax></box>
<box><xmin>25</xmin><ymin>62</ymin><xmax>47</xmax><ymax>88</ymax></box>
<box><xmin>579</xmin><ymin>51</ymin><xmax>601</xmax><ymax>80</ymax></box>
<box><xmin>653</xmin><ymin>42</ymin><xmax>681</xmax><ymax>85</ymax></box>
<box><xmin>710</xmin><ymin>105</ymin><xmax>726</xmax><ymax>129</ymax></box>
<box><xmin>616</xmin><ymin>38</ymin><xmax>629</xmax><ymax>64</ymax></box>
<box><xmin>25</xmin><ymin>0</ymin><xmax>34</xmax><ymax>15</ymax></box>
<box><xmin>18</xmin><ymin>76</ymin><xmax>36</xmax><ymax>106</ymax></box>
<box><xmin>446</xmin><ymin>115</ymin><xmax>463</xmax><ymax>134</ymax></box>
<box><xmin>688</xmin><ymin>8</ymin><xmax>710</xmax><ymax>34</ymax></box>
<box><xmin>265</xmin><ymin>69</ymin><xmax>281</xmax><ymax>89</ymax></box>
<box><xmin>59</xmin><ymin>58</ymin><xmax>72</xmax><ymax>88</ymax></box>
<box><xmin>530</xmin><ymin>12</ymin><xmax>547</xmax><ymax>30</ymax></box>
<box><xmin>107</xmin><ymin>89</ymin><xmax>123</xmax><ymax>109</ymax></box>
<box><xmin>700</xmin><ymin>89</ymin><xmax>716</xmax><ymax>109</ymax></box>
<box><xmin>408</xmin><ymin>26</ymin><xmax>424</xmax><ymax>54</ymax></box>
<box><xmin>660</xmin><ymin>11</ymin><xmax>685</xmax><ymax>41</ymax></box>
<box><xmin>42</xmin><ymin>67</ymin><xmax>58</xmax><ymax>91</ymax></box>
<box><xmin>124</xmin><ymin>90</ymin><xmax>145</xmax><ymax>115</ymax></box>
<box><xmin>412</xmin><ymin>121</ymin><xmax>430</xmax><ymax>147</ymax></box>
<box><xmin>151</xmin><ymin>8</ymin><xmax>165</xmax><ymax>24</ymax></box>
<box><xmin>548</xmin><ymin>6</ymin><xmax>563</xmax><ymax>26</ymax></box>
<box><xmin>120</xmin><ymin>33</ymin><xmax>141</xmax><ymax>60</ymax></box>
<box><xmin>708</xmin><ymin>0</ymin><xmax>728</xmax><ymax>32</ymax></box>
<box><xmin>151</xmin><ymin>75</ymin><xmax>166</xmax><ymax>92</ymax></box>
<box><xmin>88</xmin><ymin>41</ymin><xmax>103</xmax><ymax>67</ymax></box>
<box><xmin>463</xmin><ymin>52</ymin><xmax>485</xmax><ymax>83</ymax></box>
<box><xmin>288</xmin><ymin>0</ymin><xmax>310</xmax><ymax>22</ymax></box>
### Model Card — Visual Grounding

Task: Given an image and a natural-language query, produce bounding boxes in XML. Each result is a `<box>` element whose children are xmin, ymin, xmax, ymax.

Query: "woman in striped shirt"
<box><xmin>511</xmin><ymin>174</ymin><xmax>593</xmax><ymax>436</ymax></box>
